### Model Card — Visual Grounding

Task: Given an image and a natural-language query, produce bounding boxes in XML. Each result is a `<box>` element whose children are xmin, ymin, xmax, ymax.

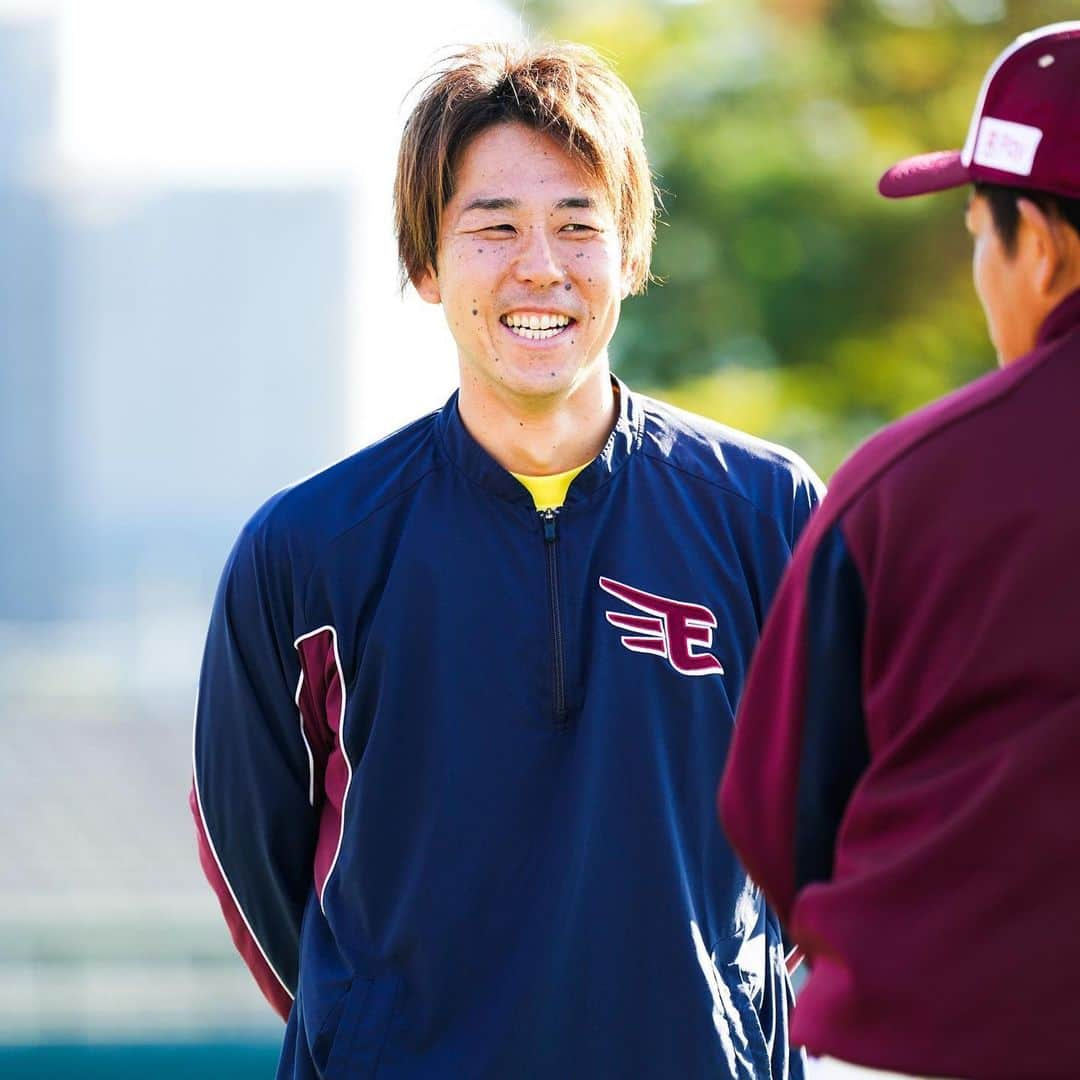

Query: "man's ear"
<box><xmin>413</xmin><ymin>264</ymin><xmax>441</xmax><ymax>305</ymax></box>
<box><xmin>1016</xmin><ymin>197</ymin><xmax>1062</xmax><ymax>297</ymax></box>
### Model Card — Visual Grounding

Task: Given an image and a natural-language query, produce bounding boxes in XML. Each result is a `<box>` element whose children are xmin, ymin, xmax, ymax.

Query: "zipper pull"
<box><xmin>540</xmin><ymin>507</ymin><xmax>559</xmax><ymax>542</ymax></box>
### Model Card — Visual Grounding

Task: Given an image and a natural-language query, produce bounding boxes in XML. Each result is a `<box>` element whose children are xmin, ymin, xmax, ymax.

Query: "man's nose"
<box><xmin>513</xmin><ymin>226</ymin><xmax>565</xmax><ymax>288</ymax></box>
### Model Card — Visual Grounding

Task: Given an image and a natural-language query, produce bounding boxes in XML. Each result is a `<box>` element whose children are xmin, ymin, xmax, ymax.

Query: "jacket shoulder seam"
<box><xmin>640</xmin><ymin>443</ymin><xmax>796</xmax><ymax>538</ymax></box>
<box><xmin>293</xmin><ymin>459</ymin><xmax>444</xmax><ymax>619</ymax></box>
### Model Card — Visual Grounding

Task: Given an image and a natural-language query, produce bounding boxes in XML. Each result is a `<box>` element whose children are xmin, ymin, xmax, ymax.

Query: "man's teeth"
<box><xmin>501</xmin><ymin>313</ymin><xmax>572</xmax><ymax>339</ymax></box>
<box><xmin>504</xmin><ymin>313</ymin><xmax>571</xmax><ymax>329</ymax></box>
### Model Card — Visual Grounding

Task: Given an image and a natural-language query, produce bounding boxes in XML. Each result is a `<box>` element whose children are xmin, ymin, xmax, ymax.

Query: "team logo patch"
<box><xmin>972</xmin><ymin>116</ymin><xmax>1042</xmax><ymax>177</ymax></box>
<box><xmin>599</xmin><ymin>576</ymin><xmax>724</xmax><ymax>677</ymax></box>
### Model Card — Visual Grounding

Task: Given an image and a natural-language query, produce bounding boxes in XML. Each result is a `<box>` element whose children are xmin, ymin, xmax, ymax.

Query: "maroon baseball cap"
<box><xmin>879</xmin><ymin>22</ymin><xmax>1080</xmax><ymax>200</ymax></box>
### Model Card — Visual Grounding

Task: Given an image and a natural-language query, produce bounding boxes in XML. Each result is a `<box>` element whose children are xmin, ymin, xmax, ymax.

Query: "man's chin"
<box><xmin>497</xmin><ymin>361</ymin><xmax>608</xmax><ymax>404</ymax></box>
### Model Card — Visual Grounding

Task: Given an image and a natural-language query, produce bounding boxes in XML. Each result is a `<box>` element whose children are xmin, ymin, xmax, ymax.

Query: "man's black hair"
<box><xmin>974</xmin><ymin>182</ymin><xmax>1080</xmax><ymax>255</ymax></box>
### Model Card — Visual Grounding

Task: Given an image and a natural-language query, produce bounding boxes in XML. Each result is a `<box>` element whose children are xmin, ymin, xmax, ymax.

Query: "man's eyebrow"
<box><xmin>457</xmin><ymin>195</ymin><xmax>599</xmax><ymax>216</ymax></box>
<box><xmin>460</xmin><ymin>197</ymin><xmax>518</xmax><ymax>213</ymax></box>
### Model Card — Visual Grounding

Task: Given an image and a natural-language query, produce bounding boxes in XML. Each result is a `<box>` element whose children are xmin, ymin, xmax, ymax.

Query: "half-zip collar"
<box><xmin>436</xmin><ymin>376</ymin><xmax>644</xmax><ymax>508</ymax></box>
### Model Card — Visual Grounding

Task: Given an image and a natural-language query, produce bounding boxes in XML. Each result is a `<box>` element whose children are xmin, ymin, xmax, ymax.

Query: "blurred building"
<box><xmin>0</xmin><ymin>16</ymin><xmax>349</xmax><ymax>625</ymax></box>
<box><xmin>63</xmin><ymin>186</ymin><xmax>348</xmax><ymax>618</ymax></box>
<box><xmin>0</xmin><ymin>19</ymin><xmax>67</xmax><ymax>621</ymax></box>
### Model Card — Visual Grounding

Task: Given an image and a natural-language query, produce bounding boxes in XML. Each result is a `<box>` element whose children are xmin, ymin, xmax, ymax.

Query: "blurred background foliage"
<box><xmin>521</xmin><ymin>0</ymin><xmax>1076</xmax><ymax>474</ymax></box>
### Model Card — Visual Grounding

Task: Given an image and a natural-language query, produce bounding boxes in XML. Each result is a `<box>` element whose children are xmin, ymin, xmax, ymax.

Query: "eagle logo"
<box><xmin>599</xmin><ymin>577</ymin><xmax>724</xmax><ymax>677</ymax></box>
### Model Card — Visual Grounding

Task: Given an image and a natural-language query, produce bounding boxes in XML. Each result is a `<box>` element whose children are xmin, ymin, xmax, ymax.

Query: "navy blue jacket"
<box><xmin>192</xmin><ymin>380</ymin><xmax>822</xmax><ymax>1078</ymax></box>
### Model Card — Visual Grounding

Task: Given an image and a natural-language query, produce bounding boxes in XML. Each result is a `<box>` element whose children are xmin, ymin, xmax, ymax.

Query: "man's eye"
<box><xmin>562</xmin><ymin>222</ymin><xmax>596</xmax><ymax>234</ymax></box>
<box><xmin>480</xmin><ymin>224</ymin><xmax>515</xmax><ymax>234</ymax></box>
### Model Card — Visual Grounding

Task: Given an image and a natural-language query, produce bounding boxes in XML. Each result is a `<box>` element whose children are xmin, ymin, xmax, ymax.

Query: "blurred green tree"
<box><xmin>518</xmin><ymin>0</ymin><xmax>1077</xmax><ymax>473</ymax></box>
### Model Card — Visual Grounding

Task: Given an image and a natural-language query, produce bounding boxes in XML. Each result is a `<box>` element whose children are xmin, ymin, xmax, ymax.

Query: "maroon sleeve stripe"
<box><xmin>189</xmin><ymin>779</ymin><xmax>293</xmax><ymax>1021</ymax></box>
<box><xmin>294</xmin><ymin>626</ymin><xmax>351</xmax><ymax>907</ymax></box>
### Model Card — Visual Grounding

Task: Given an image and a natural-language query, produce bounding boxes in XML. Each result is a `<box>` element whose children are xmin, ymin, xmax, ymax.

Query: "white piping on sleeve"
<box><xmin>292</xmin><ymin>667</ymin><xmax>317</xmax><ymax>807</ymax></box>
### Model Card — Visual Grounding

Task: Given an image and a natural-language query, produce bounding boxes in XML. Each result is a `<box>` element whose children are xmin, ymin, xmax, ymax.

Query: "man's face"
<box><xmin>965</xmin><ymin>192</ymin><xmax>1041</xmax><ymax>367</ymax></box>
<box><xmin>415</xmin><ymin>122</ymin><xmax>629</xmax><ymax>405</ymax></box>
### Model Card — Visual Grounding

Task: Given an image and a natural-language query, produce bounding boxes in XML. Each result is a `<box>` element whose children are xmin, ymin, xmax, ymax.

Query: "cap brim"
<box><xmin>878</xmin><ymin>150</ymin><xmax>970</xmax><ymax>198</ymax></box>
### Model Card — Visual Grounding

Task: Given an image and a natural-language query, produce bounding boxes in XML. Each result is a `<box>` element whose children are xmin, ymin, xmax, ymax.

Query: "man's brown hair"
<box><xmin>394</xmin><ymin>41</ymin><xmax>658</xmax><ymax>295</ymax></box>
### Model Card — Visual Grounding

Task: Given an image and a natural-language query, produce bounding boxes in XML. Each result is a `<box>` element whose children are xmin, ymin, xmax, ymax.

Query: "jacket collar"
<box><xmin>1035</xmin><ymin>287</ymin><xmax>1080</xmax><ymax>350</ymax></box>
<box><xmin>436</xmin><ymin>376</ymin><xmax>643</xmax><ymax>508</ymax></box>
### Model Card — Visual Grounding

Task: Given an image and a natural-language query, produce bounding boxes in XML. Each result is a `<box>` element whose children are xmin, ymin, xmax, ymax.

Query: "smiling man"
<box><xmin>720</xmin><ymin>22</ymin><xmax>1080</xmax><ymax>1080</ymax></box>
<box><xmin>411</xmin><ymin>120</ymin><xmax>629</xmax><ymax>482</ymax></box>
<box><xmin>192</xmin><ymin>42</ymin><xmax>821</xmax><ymax>1078</ymax></box>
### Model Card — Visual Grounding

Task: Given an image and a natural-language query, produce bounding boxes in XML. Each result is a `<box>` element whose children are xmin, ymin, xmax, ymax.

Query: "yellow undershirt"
<box><xmin>511</xmin><ymin>464</ymin><xmax>587</xmax><ymax>511</ymax></box>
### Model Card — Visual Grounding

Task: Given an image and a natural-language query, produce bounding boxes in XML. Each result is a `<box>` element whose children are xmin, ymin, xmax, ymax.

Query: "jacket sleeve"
<box><xmin>719</xmin><ymin>516</ymin><xmax>869</xmax><ymax>926</ymax></box>
<box><xmin>190</xmin><ymin>516</ymin><xmax>318</xmax><ymax>1020</ymax></box>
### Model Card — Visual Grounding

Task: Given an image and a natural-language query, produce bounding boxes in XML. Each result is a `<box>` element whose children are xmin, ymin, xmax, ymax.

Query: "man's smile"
<box><xmin>499</xmin><ymin>310</ymin><xmax>577</xmax><ymax>341</ymax></box>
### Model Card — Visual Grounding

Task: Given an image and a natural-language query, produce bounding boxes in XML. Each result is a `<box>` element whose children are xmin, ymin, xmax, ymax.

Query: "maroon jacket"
<box><xmin>720</xmin><ymin>289</ymin><xmax>1080</xmax><ymax>1080</ymax></box>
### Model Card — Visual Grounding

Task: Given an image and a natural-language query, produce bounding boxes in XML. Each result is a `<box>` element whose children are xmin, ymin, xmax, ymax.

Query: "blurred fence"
<box><xmin>0</xmin><ymin>620</ymin><xmax>282</xmax><ymax>1075</ymax></box>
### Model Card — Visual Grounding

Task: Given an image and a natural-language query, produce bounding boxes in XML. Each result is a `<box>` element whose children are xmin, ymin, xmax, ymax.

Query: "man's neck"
<box><xmin>457</xmin><ymin>367</ymin><xmax>618</xmax><ymax>476</ymax></box>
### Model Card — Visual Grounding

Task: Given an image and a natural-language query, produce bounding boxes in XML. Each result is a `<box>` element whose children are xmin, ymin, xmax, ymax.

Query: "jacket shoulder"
<box><xmin>237</xmin><ymin>407</ymin><xmax>444</xmax><ymax>568</ymax></box>
<box><xmin>823</xmin><ymin>347</ymin><xmax>1049</xmax><ymax>518</ymax></box>
<box><xmin>636</xmin><ymin>393</ymin><xmax>824</xmax><ymax>531</ymax></box>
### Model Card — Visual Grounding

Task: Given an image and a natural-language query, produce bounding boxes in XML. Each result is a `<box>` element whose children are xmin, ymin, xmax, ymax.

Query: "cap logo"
<box><xmin>973</xmin><ymin>116</ymin><xmax>1043</xmax><ymax>177</ymax></box>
